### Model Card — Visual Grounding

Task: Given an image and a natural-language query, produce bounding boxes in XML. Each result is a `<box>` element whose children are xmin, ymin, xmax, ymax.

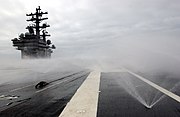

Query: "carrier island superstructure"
<box><xmin>11</xmin><ymin>6</ymin><xmax>55</xmax><ymax>59</ymax></box>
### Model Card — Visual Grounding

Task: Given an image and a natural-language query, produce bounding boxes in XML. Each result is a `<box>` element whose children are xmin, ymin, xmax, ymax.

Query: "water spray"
<box><xmin>145</xmin><ymin>105</ymin><xmax>152</xmax><ymax>109</ymax></box>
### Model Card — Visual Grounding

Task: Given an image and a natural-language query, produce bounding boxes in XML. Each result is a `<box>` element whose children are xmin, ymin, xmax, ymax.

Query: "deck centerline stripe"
<box><xmin>59</xmin><ymin>71</ymin><xmax>101</xmax><ymax>117</ymax></box>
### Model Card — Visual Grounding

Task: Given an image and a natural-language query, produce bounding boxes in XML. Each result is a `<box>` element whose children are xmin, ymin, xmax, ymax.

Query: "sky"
<box><xmin>0</xmin><ymin>0</ymin><xmax>180</xmax><ymax>72</ymax></box>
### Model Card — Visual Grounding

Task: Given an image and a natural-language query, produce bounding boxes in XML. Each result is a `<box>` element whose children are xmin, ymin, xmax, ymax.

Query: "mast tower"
<box><xmin>11</xmin><ymin>6</ymin><xmax>55</xmax><ymax>59</ymax></box>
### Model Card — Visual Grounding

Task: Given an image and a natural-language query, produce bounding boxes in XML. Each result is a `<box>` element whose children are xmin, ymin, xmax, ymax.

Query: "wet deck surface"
<box><xmin>0</xmin><ymin>71</ymin><xmax>180</xmax><ymax>117</ymax></box>
<box><xmin>0</xmin><ymin>70</ymin><xmax>89</xmax><ymax>117</ymax></box>
<box><xmin>97</xmin><ymin>72</ymin><xmax>180</xmax><ymax>117</ymax></box>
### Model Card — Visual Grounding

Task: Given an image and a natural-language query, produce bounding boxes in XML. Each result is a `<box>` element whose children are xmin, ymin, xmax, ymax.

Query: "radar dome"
<box><xmin>25</xmin><ymin>32</ymin><xmax>30</xmax><ymax>36</ymax></box>
<box><xmin>19</xmin><ymin>33</ymin><xmax>24</xmax><ymax>38</ymax></box>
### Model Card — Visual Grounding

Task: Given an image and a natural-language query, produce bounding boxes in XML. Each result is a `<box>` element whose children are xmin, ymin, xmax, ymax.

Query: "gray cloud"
<box><xmin>0</xmin><ymin>0</ymin><xmax>180</xmax><ymax>74</ymax></box>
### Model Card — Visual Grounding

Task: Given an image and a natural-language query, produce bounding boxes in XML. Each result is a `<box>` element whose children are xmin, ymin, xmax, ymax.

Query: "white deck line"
<box><xmin>35</xmin><ymin>79</ymin><xmax>67</xmax><ymax>93</ymax></box>
<box><xmin>35</xmin><ymin>76</ymin><xmax>78</xmax><ymax>93</ymax></box>
<box><xmin>124</xmin><ymin>68</ymin><xmax>180</xmax><ymax>103</ymax></box>
<box><xmin>9</xmin><ymin>84</ymin><xmax>34</xmax><ymax>92</ymax></box>
<box><xmin>9</xmin><ymin>71</ymin><xmax>83</xmax><ymax>93</ymax></box>
<box><xmin>59</xmin><ymin>71</ymin><xmax>101</xmax><ymax>117</ymax></box>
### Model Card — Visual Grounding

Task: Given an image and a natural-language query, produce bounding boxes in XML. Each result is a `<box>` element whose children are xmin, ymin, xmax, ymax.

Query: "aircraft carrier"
<box><xmin>0</xmin><ymin>6</ymin><xmax>179</xmax><ymax>117</ymax></box>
